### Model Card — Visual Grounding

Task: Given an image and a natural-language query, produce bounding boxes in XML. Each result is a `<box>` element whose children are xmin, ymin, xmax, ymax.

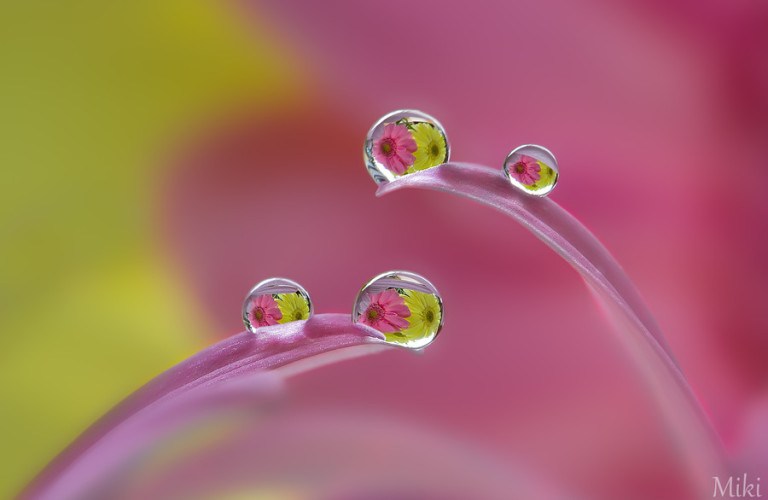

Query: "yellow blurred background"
<box><xmin>0</xmin><ymin>2</ymin><xmax>301</xmax><ymax>495</ymax></box>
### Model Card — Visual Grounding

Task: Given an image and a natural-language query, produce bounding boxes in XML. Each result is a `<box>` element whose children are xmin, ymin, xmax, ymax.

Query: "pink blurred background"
<box><xmin>2</xmin><ymin>0</ymin><xmax>767</xmax><ymax>498</ymax></box>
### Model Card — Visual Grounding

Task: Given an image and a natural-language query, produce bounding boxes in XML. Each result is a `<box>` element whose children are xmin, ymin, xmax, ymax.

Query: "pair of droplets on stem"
<box><xmin>243</xmin><ymin>273</ymin><xmax>443</xmax><ymax>350</ymax></box>
<box><xmin>364</xmin><ymin>109</ymin><xmax>559</xmax><ymax>196</ymax></box>
<box><xmin>243</xmin><ymin>110</ymin><xmax>560</xmax><ymax>349</ymax></box>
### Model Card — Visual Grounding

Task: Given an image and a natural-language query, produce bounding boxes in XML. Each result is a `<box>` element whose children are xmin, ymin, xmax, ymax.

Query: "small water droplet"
<box><xmin>364</xmin><ymin>110</ymin><xmax>450</xmax><ymax>184</ymax></box>
<box><xmin>242</xmin><ymin>278</ymin><xmax>313</xmax><ymax>332</ymax></box>
<box><xmin>503</xmin><ymin>144</ymin><xmax>559</xmax><ymax>196</ymax></box>
<box><xmin>353</xmin><ymin>271</ymin><xmax>444</xmax><ymax>349</ymax></box>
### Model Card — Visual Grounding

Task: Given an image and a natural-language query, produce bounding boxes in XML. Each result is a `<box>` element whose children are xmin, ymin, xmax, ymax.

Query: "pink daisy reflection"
<box><xmin>373</xmin><ymin>123</ymin><xmax>417</xmax><ymax>175</ymax></box>
<box><xmin>359</xmin><ymin>289</ymin><xmax>411</xmax><ymax>333</ymax></box>
<box><xmin>246</xmin><ymin>294</ymin><xmax>282</xmax><ymax>327</ymax></box>
<box><xmin>509</xmin><ymin>155</ymin><xmax>541</xmax><ymax>185</ymax></box>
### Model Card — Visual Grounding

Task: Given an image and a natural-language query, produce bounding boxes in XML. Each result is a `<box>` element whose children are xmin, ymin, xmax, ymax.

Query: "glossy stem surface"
<box><xmin>24</xmin><ymin>314</ymin><xmax>388</xmax><ymax>499</ymax></box>
<box><xmin>378</xmin><ymin>163</ymin><xmax>729</xmax><ymax>492</ymax></box>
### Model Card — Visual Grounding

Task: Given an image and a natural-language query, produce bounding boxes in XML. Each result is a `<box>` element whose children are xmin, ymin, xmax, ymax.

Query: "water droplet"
<box><xmin>503</xmin><ymin>144</ymin><xmax>559</xmax><ymax>196</ymax></box>
<box><xmin>242</xmin><ymin>278</ymin><xmax>313</xmax><ymax>332</ymax></box>
<box><xmin>364</xmin><ymin>110</ymin><xmax>450</xmax><ymax>184</ymax></box>
<box><xmin>353</xmin><ymin>271</ymin><xmax>444</xmax><ymax>349</ymax></box>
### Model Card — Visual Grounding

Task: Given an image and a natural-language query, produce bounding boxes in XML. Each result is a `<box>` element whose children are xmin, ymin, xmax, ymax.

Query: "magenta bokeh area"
<box><xmin>156</xmin><ymin>1</ymin><xmax>768</xmax><ymax>498</ymax></box>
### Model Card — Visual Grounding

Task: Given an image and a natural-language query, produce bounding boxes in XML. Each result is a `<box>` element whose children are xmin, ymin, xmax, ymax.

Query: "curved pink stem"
<box><xmin>23</xmin><ymin>314</ymin><xmax>388</xmax><ymax>499</ymax></box>
<box><xmin>378</xmin><ymin>163</ymin><xmax>730</xmax><ymax>493</ymax></box>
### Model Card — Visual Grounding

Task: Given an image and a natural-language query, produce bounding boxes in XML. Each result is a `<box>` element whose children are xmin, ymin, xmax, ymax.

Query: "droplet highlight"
<box><xmin>353</xmin><ymin>271</ymin><xmax>444</xmax><ymax>349</ymax></box>
<box><xmin>503</xmin><ymin>144</ymin><xmax>559</xmax><ymax>196</ymax></box>
<box><xmin>364</xmin><ymin>110</ymin><xmax>450</xmax><ymax>184</ymax></box>
<box><xmin>242</xmin><ymin>278</ymin><xmax>313</xmax><ymax>332</ymax></box>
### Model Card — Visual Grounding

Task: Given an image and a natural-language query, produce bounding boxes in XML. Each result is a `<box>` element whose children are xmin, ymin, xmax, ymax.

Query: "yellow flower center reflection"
<box><xmin>410</xmin><ymin>123</ymin><xmax>446</xmax><ymax>171</ymax></box>
<box><xmin>391</xmin><ymin>289</ymin><xmax>442</xmax><ymax>344</ymax></box>
<box><xmin>276</xmin><ymin>293</ymin><xmax>310</xmax><ymax>324</ymax></box>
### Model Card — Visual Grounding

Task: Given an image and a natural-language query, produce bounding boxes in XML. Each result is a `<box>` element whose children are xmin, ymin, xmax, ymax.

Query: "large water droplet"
<box><xmin>353</xmin><ymin>271</ymin><xmax>444</xmax><ymax>349</ymax></box>
<box><xmin>242</xmin><ymin>278</ymin><xmax>313</xmax><ymax>332</ymax></box>
<box><xmin>364</xmin><ymin>110</ymin><xmax>450</xmax><ymax>184</ymax></box>
<box><xmin>503</xmin><ymin>144</ymin><xmax>559</xmax><ymax>196</ymax></box>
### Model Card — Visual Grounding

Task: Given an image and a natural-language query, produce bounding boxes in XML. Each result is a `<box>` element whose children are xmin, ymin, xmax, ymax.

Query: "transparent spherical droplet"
<box><xmin>503</xmin><ymin>144</ymin><xmax>559</xmax><ymax>196</ymax></box>
<box><xmin>353</xmin><ymin>271</ymin><xmax>444</xmax><ymax>349</ymax></box>
<box><xmin>242</xmin><ymin>278</ymin><xmax>313</xmax><ymax>333</ymax></box>
<box><xmin>364</xmin><ymin>110</ymin><xmax>450</xmax><ymax>184</ymax></box>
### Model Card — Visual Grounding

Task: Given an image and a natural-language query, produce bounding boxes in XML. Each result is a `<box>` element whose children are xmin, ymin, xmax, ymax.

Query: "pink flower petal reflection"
<box><xmin>245</xmin><ymin>293</ymin><xmax>282</xmax><ymax>327</ymax></box>
<box><xmin>358</xmin><ymin>289</ymin><xmax>411</xmax><ymax>333</ymax></box>
<box><xmin>372</xmin><ymin>123</ymin><xmax>417</xmax><ymax>174</ymax></box>
<box><xmin>509</xmin><ymin>155</ymin><xmax>542</xmax><ymax>186</ymax></box>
